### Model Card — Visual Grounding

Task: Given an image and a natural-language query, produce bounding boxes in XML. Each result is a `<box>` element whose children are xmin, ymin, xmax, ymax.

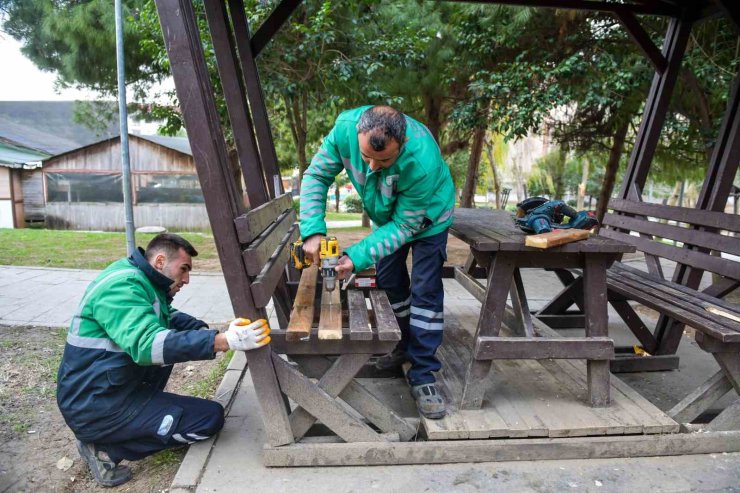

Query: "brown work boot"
<box><xmin>76</xmin><ymin>440</ymin><xmax>132</xmax><ymax>487</ymax></box>
<box><xmin>375</xmin><ymin>347</ymin><xmax>408</xmax><ymax>371</ymax></box>
<box><xmin>411</xmin><ymin>383</ymin><xmax>447</xmax><ymax>419</ymax></box>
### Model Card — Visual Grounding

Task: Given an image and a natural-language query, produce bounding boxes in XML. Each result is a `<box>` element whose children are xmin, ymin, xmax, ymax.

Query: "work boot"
<box><xmin>375</xmin><ymin>347</ymin><xmax>408</xmax><ymax>371</ymax></box>
<box><xmin>411</xmin><ymin>383</ymin><xmax>447</xmax><ymax>420</ymax></box>
<box><xmin>76</xmin><ymin>440</ymin><xmax>132</xmax><ymax>487</ymax></box>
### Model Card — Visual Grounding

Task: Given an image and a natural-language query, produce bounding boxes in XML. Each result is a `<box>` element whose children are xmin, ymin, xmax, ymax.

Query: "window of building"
<box><xmin>46</xmin><ymin>173</ymin><xmax>123</xmax><ymax>203</ymax></box>
<box><xmin>135</xmin><ymin>174</ymin><xmax>204</xmax><ymax>204</ymax></box>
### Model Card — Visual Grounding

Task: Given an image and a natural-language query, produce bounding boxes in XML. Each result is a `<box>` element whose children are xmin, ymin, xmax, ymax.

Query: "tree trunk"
<box><xmin>362</xmin><ymin>211</ymin><xmax>370</xmax><ymax>228</ymax></box>
<box><xmin>595</xmin><ymin>121</ymin><xmax>629</xmax><ymax>228</ymax></box>
<box><xmin>285</xmin><ymin>94</ymin><xmax>308</xmax><ymax>194</ymax></box>
<box><xmin>577</xmin><ymin>156</ymin><xmax>589</xmax><ymax>210</ymax></box>
<box><xmin>484</xmin><ymin>136</ymin><xmax>503</xmax><ymax>209</ymax></box>
<box><xmin>335</xmin><ymin>186</ymin><xmax>340</xmax><ymax>212</ymax></box>
<box><xmin>553</xmin><ymin>147</ymin><xmax>567</xmax><ymax>200</ymax></box>
<box><xmin>460</xmin><ymin>127</ymin><xmax>485</xmax><ymax>208</ymax></box>
<box><xmin>424</xmin><ymin>95</ymin><xmax>443</xmax><ymax>143</ymax></box>
<box><xmin>512</xmin><ymin>153</ymin><xmax>526</xmax><ymax>203</ymax></box>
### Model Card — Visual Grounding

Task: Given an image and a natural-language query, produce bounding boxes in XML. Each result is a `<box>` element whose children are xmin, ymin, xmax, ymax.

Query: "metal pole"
<box><xmin>115</xmin><ymin>0</ymin><xmax>136</xmax><ymax>255</ymax></box>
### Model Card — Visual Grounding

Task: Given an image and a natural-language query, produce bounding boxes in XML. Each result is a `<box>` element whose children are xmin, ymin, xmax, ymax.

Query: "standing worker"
<box><xmin>299</xmin><ymin>105</ymin><xmax>455</xmax><ymax>419</ymax></box>
<box><xmin>57</xmin><ymin>233</ymin><xmax>270</xmax><ymax>487</ymax></box>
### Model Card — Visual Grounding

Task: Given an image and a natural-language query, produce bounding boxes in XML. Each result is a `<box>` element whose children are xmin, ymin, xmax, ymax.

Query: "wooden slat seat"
<box><xmin>606</xmin><ymin>263</ymin><xmax>740</xmax><ymax>343</ymax></box>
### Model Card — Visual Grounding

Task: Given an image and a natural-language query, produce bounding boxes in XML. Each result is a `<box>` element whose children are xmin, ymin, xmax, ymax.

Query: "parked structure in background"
<box><xmin>0</xmin><ymin>101</ymin><xmax>209</xmax><ymax>231</ymax></box>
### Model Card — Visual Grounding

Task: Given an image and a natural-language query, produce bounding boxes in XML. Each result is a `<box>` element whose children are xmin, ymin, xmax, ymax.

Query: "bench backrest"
<box><xmin>601</xmin><ymin>198</ymin><xmax>740</xmax><ymax>282</ymax></box>
<box><xmin>232</xmin><ymin>193</ymin><xmax>299</xmax><ymax>308</ymax></box>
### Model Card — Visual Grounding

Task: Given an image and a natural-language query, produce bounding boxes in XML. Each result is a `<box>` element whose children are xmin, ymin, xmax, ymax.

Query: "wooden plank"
<box><xmin>525</xmin><ymin>229</ymin><xmax>591</xmax><ymax>249</ymax></box>
<box><xmin>242</xmin><ymin>209</ymin><xmax>297</xmax><ymax>276</ymax></box>
<box><xmin>250</xmin><ymin>223</ymin><xmax>295</xmax><ymax>308</ymax></box>
<box><xmin>339</xmin><ymin>380</ymin><xmax>418</xmax><ymax>441</ymax></box>
<box><xmin>234</xmin><ymin>193</ymin><xmax>293</xmax><ymax>244</ymax></box>
<box><xmin>263</xmin><ymin>430</ymin><xmax>740</xmax><ymax>467</ymax></box>
<box><xmin>509</xmin><ymin>268</ymin><xmax>534</xmax><ymax>337</ymax></box>
<box><xmin>475</xmin><ymin>337</ymin><xmax>614</xmax><ymax>360</ymax></box>
<box><xmin>286</xmin><ymin>264</ymin><xmax>318</xmax><ymax>342</ymax></box>
<box><xmin>203</xmin><ymin>0</ymin><xmax>269</xmax><ymax>207</ymax></box>
<box><xmin>614</xmin><ymin>9</ymin><xmax>667</xmax><ymax>74</ymax></box>
<box><xmin>250</xmin><ymin>0</ymin><xmax>303</xmax><ymax>57</ymax></box>
<box><xmin>461</xmin><ymin>253</ymin><xmax>516</xmax><ymax>410</ymax></box>
<box><xmin>609</xmin><ymin>354</ymin><xmax>680</xmax><ymax>373</ymax></box>
<box><xmin>317</xmin><ymin>284</ymin><xmax>342</xmax><ymax>340</ymax></box>
<box><xmin>603</xmin><ymin>213</ymin><xmax>740</xmax><ymax>257</ymax></box>
<box><xmin>294</xmin><ymin>356</ymin><xmax>417</xmax><ymax>441</ymax></box>
<box><xmin>527</xmin><ymin>305</ymin><xmax>669</xmax><ymax>433</ymax></box>
<box><xmin>611</xmin><ymin>265</ymin><xmax>740</xmax><ymax>329</ymax></box>
<box><xmin>289</xmin><ymin>354</ymin><xmax>371</xmax><ymax>440</ymax></box>
<box><xmin>516</xmin><ymin>359</ymin><xmax>610</xmax><ymax>438</ymax></box>
<box><xmin>706</xmin><ymin>399</ymin><xmax>740</xmax><ymax>432</ymax></box>
<box><xmin>348</xmin><ymin>290</ymin><xmax>372</xmax><ymax>341</ymax></box>
<box><xmin>610</xmin><ymin>299</ymin><xmax>658</xmax><ymax>354</ymax></box>
<box><xmin>617</xmin><ymin>17</ymin><xmax>692</xmax><ymax>199</ymax></box>
<box><xmin>271</xmin><ymin>353</ymin><xmax>383</xmax><ymax>443</ymax></box>
<box><xmin>583</xmin><ymin>255</ymin><xmax>610</xmax><ymax>407</ymax></box>
<box><xmin>607</xmin><ymin>277</ymin><xmax>740</xmax><ymax>342</ymax></box>
<box><xmin>539</xmin><ymin>359</ymin><xmax>642</xmax><ymax>435</ymax></box>
<box><xmin>369</xmin><ymin>290</ymin><xmax>402</xmax><ymax>341</ymax></box>
<box><xmin>668</xmin><ymin>370</ymin><xmax>734</xmax><ymax>423</ymax></box>
<box><xmin>270</xmin><ymin>331</ymin><xmax>396</xmax><ymax>355</ymax></box>
<box><xmin>453</xmin><ymin>267</ymin><xmax>486</xmax><ymax>303</ymax></box>
<box><xmin>608</xmin><ymin>199</ymin><xmax>740</xmax><ymax>234</ymax></box>
<box><xmin>601</xmin><ymin>229</ymin><xmax>740</xmax><ymax>281</ymax></box>
<box><xmin>154</xmin><ymin>0</ymin><xmax>293</xmax><ymax>448</ymax></box>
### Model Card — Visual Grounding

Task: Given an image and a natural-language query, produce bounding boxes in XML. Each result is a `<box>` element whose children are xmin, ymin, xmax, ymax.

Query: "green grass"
<box><xmin>0</xmin><ymin>229</ymin><xmax>219</xmax><ymax>270</ymax></box>
<box><xmin>184</xmin><ymin>351</ymin><xmax>233</xmax><ymax>399</ymax></box>
<box><xmin>324</xmin><ymin>212</ymin><xmax>362</xmax><ymax>221</ymax></box>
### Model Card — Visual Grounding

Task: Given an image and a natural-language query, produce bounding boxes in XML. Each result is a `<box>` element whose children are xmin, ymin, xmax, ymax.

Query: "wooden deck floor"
<box><xmin>421</xmin><ymin>283</ymin><xmax>680</xmax><ymax>440</ymax></box>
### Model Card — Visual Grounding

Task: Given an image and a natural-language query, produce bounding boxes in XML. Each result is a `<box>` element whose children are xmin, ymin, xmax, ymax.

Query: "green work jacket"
<box><xmin>299</xmin><ymin>106</ymin><xmax>455</xmax><ymax>271</ymax></box>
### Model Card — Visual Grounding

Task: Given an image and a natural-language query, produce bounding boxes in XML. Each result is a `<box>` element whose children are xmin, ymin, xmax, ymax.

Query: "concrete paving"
<box><xmin>0</xmin><ymin>265</ymin><xmax>234</xmax><ymax>328</ymax></box>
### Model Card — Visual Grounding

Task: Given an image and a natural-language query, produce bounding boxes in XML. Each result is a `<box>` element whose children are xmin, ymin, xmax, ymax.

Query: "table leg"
<box><xmin>461</xmin><ymin>253</ymin><xmax>516</xmax><ymax>410</ymax></box>
<box><xmin>583</xmin><ymin>255</ymin><xmax>610</xmax><ymax>407</ymax></box>
<box><xmin>509</xmin><ymin>268</ymin><xmax>534</xmax><ymax>337</ymax></box>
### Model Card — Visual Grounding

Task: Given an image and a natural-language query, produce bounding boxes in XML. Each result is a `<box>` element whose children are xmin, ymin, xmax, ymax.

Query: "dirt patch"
<box><xmin>0</xmin><ymin>326</ymin><xmax>229</xmax><ymax>493</ymax></box>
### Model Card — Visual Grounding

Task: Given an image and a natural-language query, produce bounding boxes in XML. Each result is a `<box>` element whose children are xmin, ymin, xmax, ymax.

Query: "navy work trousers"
<box><xmin>376</xmin><ymin>228</ymin><xmax>448</xmax><ymax>386</ymax></box>
<box><xmin>94</xmin><ymin>366</ymin><xmax>225</xmax><ymax>463</ymax></box>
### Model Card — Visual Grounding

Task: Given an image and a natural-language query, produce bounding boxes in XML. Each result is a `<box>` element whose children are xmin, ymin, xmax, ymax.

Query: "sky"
<box><xmin>0</xmin><ymin>34</ymin><xmax>101</xmax><ymax>101</ymax></box>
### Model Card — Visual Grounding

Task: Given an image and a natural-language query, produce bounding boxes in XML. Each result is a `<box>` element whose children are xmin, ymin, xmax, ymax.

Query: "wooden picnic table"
<box><xmin>450</xmin><ymin>208</ymin><xmax>635</xmax><ymax>408</ymax></box>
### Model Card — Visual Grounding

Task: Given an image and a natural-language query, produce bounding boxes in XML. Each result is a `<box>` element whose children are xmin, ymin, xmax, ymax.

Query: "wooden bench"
<box><xmin>235</xmin><ymin>193</ymin><xmax>416</xmax><ymax>445</ymax></box>
<box><xmin>542</xmin><ymin>198</ymin><xmax>740</xmax><ymax>428</ymax></box>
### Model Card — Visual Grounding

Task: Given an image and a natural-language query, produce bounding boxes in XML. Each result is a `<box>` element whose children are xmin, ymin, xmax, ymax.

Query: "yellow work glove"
<box><xmin>224</xmin><ymin>318</ymin><xmax>271</xmax><ymax>351</ymax></box>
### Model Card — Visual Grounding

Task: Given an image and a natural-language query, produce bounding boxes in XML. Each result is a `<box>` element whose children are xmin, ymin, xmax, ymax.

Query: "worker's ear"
<box><xmin>154</xmin><ymin>253</ymin><xmax>167</xmax><ymax>271</ymax></box>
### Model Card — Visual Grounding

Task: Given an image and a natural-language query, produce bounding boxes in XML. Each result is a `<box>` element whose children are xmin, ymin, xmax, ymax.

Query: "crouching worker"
<box><xmin>56</xmin><ymin>233</ymin><xmax>270</xmax><ymax>487</ymax></box>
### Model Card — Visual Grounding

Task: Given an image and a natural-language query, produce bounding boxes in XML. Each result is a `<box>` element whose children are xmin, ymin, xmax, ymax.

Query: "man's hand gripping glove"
<box><xmin>225</xmin><ymin>318</ymin><xmax>271</xmax><ymax>351</ymax></box>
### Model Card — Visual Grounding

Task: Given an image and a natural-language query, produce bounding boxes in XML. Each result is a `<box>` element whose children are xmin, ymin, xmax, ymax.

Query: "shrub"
<box><xmin>343</xmin><ymin>193</ymin><xmax>363</xmax><ymax>213</ymax></box>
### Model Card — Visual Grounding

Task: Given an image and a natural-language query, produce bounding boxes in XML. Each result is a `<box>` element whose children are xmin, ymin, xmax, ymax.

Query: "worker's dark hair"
<box><xmin>357</xmin><ymin>106</ymin><xmax>406</xmax><ymax>151</ymax></box>
<box><xmin>145</xmin><ymin>233</ymin><xmax>198</xmax><ymax>260</ymax></box>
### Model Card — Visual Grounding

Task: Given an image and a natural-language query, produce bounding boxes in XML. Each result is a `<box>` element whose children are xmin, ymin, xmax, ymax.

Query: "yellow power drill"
<box><xmin>290</xmin><ymin>236</ymin><xmax>340</xmax><ymax>291</ymax></box>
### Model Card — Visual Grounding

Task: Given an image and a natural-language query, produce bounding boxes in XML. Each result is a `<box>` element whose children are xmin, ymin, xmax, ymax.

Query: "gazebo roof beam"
<box><xmin>251</xmin><ymin>0</ymin><xmax>304</xmax><ymax>58</ymax></box>
<box><xmin>445</xmin><ymin>0</ymin><xmax>681</xmax><ymax>17</ymax></box>
<box><xmin>615</xmin><ymin>9</ymin><xmax>668</xmax><ymax>73</ymax></box>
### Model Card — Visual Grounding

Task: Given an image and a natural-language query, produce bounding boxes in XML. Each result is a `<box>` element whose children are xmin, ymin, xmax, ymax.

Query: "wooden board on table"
<box><xmin>287</xmin><ymin>265</ymin><xmax>318</xmax><ymax>341</ymax></box>
<box><xmin>525</xmin><ymin>229</ymin><xmax>591</xmax><ymax>249</ymax></box>
<box><xmin>317</xmin><ymin>283</ymin><xmax>342</xmax><ymax>340</ymax></box>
